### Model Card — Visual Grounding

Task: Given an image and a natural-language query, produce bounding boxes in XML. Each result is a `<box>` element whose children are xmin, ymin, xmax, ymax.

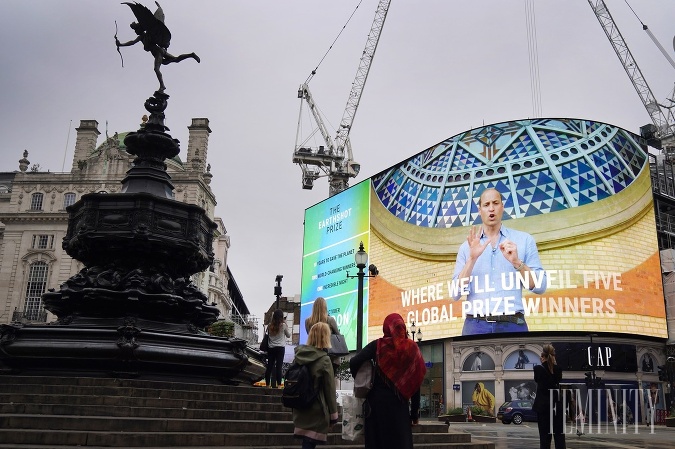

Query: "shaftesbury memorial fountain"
<box><xmin>0</xmin><ymin>2</ymin><xmax>265</xmax><ymax>383</ymax></box>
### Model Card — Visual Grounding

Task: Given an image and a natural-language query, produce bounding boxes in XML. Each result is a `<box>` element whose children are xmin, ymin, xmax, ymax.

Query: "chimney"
<box><xmin>71</xmin><ymin>120</ymin><xmax>100</xmax><ymax>172</ymax></box>
<box><xmin>186</xmin><ymin>118</ymin><xmax>211</xmax><ymax>173</ymax></box>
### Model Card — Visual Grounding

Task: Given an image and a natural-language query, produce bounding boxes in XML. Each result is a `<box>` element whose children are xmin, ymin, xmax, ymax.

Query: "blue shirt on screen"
<box><xmin>451</xmin><ymin>226</ymin><xmax>547</xmax><ymax>315</ymax></box>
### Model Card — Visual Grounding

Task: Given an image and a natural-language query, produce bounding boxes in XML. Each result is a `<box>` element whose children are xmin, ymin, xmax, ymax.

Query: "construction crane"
<box><xmin>588</xmin><ymin>0</ymin><xmax>675</xmax><ymax>148</ymax></box>
<box><xmin>292</xmin><ymin>0</ymin><xmax>391</xmax><ymax>197</ymax></box>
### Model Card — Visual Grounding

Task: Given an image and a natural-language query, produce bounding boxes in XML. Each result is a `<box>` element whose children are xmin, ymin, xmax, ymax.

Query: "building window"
<box><xmin>30</xmin><ymin>192</ymin><xmax>43</xmax><ymax>210</ymax></box>
<box><xmin>64</xmin><ymin>192</ymin><xmax>76</xmax><ymax>208</ymax></box>
<box><xmin>32</xmin><ymin>235</ymin><xmax>54</xmax><ymax>250</ymax></box>
<box><xmin>24</xmin><ymin>261</ymin><xmax>48</xmax><ymax>321</ymax></box>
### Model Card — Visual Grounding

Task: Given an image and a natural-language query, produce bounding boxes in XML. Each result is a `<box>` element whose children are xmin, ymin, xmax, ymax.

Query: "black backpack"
<box><xmin>282</xmin><ymin>361</ymin><xmax>319</xmax><ymax>409</ymax></box>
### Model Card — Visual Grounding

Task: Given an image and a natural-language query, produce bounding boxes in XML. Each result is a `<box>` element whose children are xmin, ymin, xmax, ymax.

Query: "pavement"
<box><xmin>430</xmin><ymin>419</ymin><xmax>675</xmax><ymax>449</ymax></box>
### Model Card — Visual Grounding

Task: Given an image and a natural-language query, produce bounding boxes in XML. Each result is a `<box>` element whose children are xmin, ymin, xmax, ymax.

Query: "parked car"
<box><xmin>497</xmin><ymin>400</ymin><xmax>537</xmax><ymax>425</ymax></box>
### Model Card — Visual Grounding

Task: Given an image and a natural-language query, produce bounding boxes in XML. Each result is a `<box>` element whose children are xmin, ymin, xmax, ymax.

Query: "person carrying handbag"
<box><xmin>348</xmin><ymin>313</ymin><xmax>426</xmax><ymax>449</ymax></box>
<box><xmin>265</xmin><ymin>309</ymin><xmax>290</xmax><ymax>388</ymax></box>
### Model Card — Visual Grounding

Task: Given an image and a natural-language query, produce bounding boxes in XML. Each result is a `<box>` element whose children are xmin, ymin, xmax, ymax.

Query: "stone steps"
<box><xmin>0</xmin><ymin>375</ymin><xmax>494</xmax><ymax>448</ymax></box>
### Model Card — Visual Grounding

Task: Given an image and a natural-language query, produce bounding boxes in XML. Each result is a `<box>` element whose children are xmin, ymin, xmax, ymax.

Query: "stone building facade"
<box><xmin>0</xmin><ymin>118</ymin><xmax>258</xmax><ymax>344</ymax></box>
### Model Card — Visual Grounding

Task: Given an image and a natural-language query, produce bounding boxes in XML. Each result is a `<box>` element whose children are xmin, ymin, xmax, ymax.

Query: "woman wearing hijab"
<box><xmin>349</xmin><ymin>313</ymin><xmax>426</xmax><ymax>449</ymax></box>
<box><xmin>533</xmin><ymin>343</ymin><xmax>566</xmax><ymax>449</ymax></box>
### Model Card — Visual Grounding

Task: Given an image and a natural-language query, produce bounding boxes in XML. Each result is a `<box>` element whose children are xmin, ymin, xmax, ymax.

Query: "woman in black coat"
<box><xmin>349</xmin><ymin>313</ymin><xmax>426</xmax><ymax>449</ymax></box>
<box><xmin>532</xmin><ymin>344</ymin><xmax>566</xmax><ymax>449</ymax></box>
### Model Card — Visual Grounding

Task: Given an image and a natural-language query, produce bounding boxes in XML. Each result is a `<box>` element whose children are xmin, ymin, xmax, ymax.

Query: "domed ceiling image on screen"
<box><xmin>372</xmin><ymin>118</ymin><xmax>646</xmax><ymax>228</ymax></box>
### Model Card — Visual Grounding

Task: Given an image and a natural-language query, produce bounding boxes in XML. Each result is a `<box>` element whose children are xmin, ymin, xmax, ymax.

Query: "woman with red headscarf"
<box><xmin>349</xmin><ymin>313</ymin><xmax>426</xmax><ymax>449</ymax></box>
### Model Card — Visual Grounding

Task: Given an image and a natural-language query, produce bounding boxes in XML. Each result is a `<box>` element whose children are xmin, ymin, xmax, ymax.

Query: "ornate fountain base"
<box><xmin>0</xmin><ymin>90</ymin><xmax>266</xmax><ymax>384</ymax></box>
<box><xmin>0</xmin><ymin>318</ymin><xmax>265</xmax><ymax>384</ymax></box>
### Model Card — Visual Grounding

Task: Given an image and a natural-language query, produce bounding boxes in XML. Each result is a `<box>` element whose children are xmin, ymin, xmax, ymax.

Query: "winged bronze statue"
<box><xmin>115</xmin><ymin>1</ymin><xmax>200</xmax><ymax>92</ymax></box>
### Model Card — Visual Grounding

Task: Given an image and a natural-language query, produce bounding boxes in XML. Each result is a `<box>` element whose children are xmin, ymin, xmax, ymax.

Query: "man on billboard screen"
<box><xmin>451</xmin><ymin>187</ymin><xmax>547</xmax><ymax>335</ymax></box>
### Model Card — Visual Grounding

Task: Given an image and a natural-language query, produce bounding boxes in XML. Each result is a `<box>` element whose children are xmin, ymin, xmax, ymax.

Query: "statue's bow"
<box><xmin>114</xmin><ymin>20</ymin><xmax>124</xmax><ymax>68</ymax></box>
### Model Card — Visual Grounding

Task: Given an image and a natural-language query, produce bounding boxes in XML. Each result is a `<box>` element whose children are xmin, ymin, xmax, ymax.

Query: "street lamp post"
<box><xmin>354</xmin><ymin>242</ymin><xmax>368</xmax><ymax>351</ymax></box>
<box><xmin>586</xmin><ymin>333</ymin><xmax>600</xmax><ymax>423</ymax></box>
<box><xmin>409</xmin><ymin>321</ymin><xmax>423</xmax><ymax>343</ymax></box>
<box><xmin>345</xmin><ymin>241</ymin><xmax>378</xmax><ymax>351</ymax></box>
<box><xmin>584</xmin><ymin>334</ymin><xmax>601</xmax><ymax>388</ymax></box>
<box><xmin>589</xmin><ymin>333</ymin><xmax>599</xmax><ymax>387</ymax></box>
<box><xmin>274</xmin><ymin>275</ymin><xmax>283</xmax><ymax>309</ymax></box>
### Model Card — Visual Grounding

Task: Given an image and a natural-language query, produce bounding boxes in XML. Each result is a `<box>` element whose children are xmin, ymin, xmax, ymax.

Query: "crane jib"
<box><xmin>293</xmin><ymin>0</ymin><xmax>392</xmax><ymax>196</ymax></box>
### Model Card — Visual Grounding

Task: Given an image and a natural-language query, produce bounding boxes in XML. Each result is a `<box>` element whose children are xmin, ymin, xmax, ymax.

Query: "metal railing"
<box><xmin>230</xmin><ymin>311</ymin><xmax>259</xmax><ymax>346</ymax></box>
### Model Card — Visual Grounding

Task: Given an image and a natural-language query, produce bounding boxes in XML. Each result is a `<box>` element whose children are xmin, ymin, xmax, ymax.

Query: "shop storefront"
<box><xmin>418</xmin><ymin>342</ymin><xmax>444</xmax><ymax>418</ymax></box>
<box><xmin>446</xmin><ymin>337</ymin><xmax>667</xmax><ymax>424</ymax></box>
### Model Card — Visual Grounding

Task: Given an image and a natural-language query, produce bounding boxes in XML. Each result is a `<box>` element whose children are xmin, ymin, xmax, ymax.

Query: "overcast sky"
<box><xmin>1</xmin><ymin>0</ymin><xmax>674</xmax><ymax>332</ymax></box>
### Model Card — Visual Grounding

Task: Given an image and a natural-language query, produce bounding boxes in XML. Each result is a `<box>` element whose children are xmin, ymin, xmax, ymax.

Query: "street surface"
<box><xmin>436</xmin><ymin>420</ymin><xmax>675</xmax><ymax>449</ymax></box>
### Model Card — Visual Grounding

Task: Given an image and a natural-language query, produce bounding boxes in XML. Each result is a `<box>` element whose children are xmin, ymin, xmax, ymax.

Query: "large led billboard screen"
<box><xmin>300</xmin><ymin>180</ymin><xmax>371</xmax><ymax>347</ymax></box>
<box><xmin>300</xmin><ymin>119</ymin><xmax>668</xmax><ymax>346</ymax></box>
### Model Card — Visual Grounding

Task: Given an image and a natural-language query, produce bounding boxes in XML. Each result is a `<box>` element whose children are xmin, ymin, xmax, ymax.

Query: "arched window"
<box><xmin>30</xmin><ymin>192</ymin><xmax>44</xmax><ymax>211</ymax></box>
<box><xmin>63</xmin><ymin>192</ymin><xmax>76</xmax><ymax>208</ymax></box>
<box><xmin>24</xmin><ymin>261</ymin><xmax>48</xmax><ymax>321</ymax></box>
<box><xmin>504</xmin><ymin>349</ymin><xmax>538</xmax><ymax>370</ymax></box>
<box><xmin>462</xmin><ymin>351</ymin><xmax>496</xmax><ymax>371</ymax></box>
